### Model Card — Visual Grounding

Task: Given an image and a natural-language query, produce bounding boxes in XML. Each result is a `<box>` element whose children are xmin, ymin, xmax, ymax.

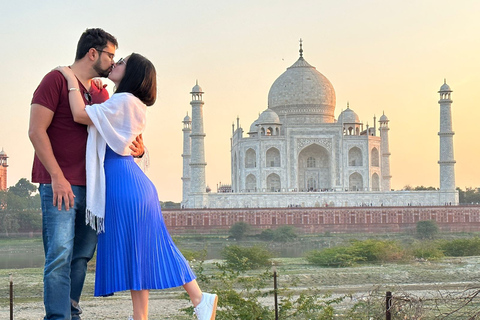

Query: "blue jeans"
<box><xmin>40</xmin><ymin>184</ymin><xmax>97</xmax><ymax>320</ymax></box>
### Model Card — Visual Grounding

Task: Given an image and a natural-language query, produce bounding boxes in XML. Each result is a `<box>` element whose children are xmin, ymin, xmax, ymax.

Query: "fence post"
<box><xmin>10</xmin><ymin>273</ymin><xmax>13</xmax><ymax>320</ymax></box>
<box><xmin>273</xmin><ymin>263</ymin><xmax>278</xmax><ymax>320</ymax></box>
<box><xmin>386</xmin><ymin>291</ymin><xmax>392</xmax><ymax>320</ymax></box>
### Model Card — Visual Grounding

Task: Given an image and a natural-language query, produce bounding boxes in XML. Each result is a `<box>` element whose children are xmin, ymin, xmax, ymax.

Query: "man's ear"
<box><xmin>87</xmin><ymin>48</ymin><xmax>98</xmax><ymax>61</ymax></box>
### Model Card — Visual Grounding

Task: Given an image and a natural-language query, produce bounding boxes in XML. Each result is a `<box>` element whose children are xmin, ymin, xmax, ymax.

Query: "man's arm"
<box><xmin>28</xmin><ymin>104</ymin><xmax>74</xmax><ymax>210</ymax></box>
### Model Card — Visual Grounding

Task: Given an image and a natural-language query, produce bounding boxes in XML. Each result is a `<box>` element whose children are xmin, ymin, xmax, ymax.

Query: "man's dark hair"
<box><xmin>75</xmin><ymin>28</ymin><xmax>118</xmax><ymax>61</ymax></box>
<box><xmin>116</xmin><ymin>53</ymin><xmax>157</xmax><ymax>106</ymax></box>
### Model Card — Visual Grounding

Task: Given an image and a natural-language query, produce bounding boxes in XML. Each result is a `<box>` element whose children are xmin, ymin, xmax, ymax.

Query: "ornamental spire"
<box><xmin>299</xmin><ymin>38</ymin><xmax>303</xmax><ymax>58</ymax></box>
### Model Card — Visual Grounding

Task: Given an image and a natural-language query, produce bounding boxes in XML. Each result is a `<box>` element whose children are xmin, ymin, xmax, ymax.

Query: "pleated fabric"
<box><xmin>94</xmin><ymin>146</ymin><xmax>196</xmax><ymax>297</ymax></box>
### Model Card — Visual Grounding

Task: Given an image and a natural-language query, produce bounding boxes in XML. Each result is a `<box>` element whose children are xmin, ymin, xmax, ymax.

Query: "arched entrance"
<box><xmin>298</xmin><ymin>144</ymin><xmax>330</xmax><ymax>191</ymax></box>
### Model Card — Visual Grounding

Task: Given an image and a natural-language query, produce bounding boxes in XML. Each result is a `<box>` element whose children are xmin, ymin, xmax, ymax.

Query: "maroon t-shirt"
<box><xmin>31</xmin><ymin>70</ymin><xmax>109</xmax><ymax>185</ymax></box>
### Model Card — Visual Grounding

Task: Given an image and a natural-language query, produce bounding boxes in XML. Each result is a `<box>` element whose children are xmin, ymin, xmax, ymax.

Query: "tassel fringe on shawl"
<box><xmin>84</xmin><ymin>93</ymin><xmax>147</xmax><ymax>233</ymax></box>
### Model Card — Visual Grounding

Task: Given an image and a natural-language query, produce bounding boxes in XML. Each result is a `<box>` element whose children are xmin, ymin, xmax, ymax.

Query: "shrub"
<box><xmin>229</xmin><ymin>221</ymin><xmax>250</xmax><ymax>240</ymax></box>
<box><xmin>416</xmin><ymin>220</ymin><xmax>439</xmax><ymax>240</ymax></box>
<box><xmin>306</xmin><ymin>239</ymin><xmax>406</xmax><ymax>267</ymax></box>
<box><xmin>258</xmin><ymin>228</ymin><xmax>275</xmax><ymax>241</ymax></box>
<box><xmin>258</xmin><ymin>226</ymin><xmax>298</xmax><ymax>242</ymax></box>
<box><xmin>306</xmin><ymin>247</ymin><xmax>361</xmax><ymax>267</ymax></box>
<box><xmin>222</xmin><ymin>245</ymin><xmax>273</xmax><ymax>271</ymax></box>
<box><xmin>409</xmin><ymin>240</ymin><xmax>444</xmax><ymax>260</ymax></box>
<box><xmin>440</xmin><ymin>238</ymin><xmax>480</xmax><ymax>257</ymax></box>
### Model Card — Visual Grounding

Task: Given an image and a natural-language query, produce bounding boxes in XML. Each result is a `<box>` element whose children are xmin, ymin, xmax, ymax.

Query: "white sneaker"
<box><xmin>194</xmin><ymin>292</ymin><xmax>218</xmax><ymax>320</ymax></box>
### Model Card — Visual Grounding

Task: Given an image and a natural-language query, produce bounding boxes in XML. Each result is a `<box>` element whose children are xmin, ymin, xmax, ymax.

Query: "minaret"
<box><xmin>189</xmin><ymin>82</ymin><xmax>207</xmax><ymax>207</ymax></box>
<box><xmin>0</xmin><ymin>148</ymin><xmax>8</xmax><ymax>191</ymax></box>
<box><xmin>438</xmin><ymin>80</ymin><xmax>456</xmax><ymax>191</ymax></box>
<box><xmin>379</xmin><ymin>113</ymin><xmax>391</xmax><ymax>191</ymax></box>
<box><xmin>181</xmin><ymin>113</ymin><xmax>192</xmax><ymax>206</ymax></box>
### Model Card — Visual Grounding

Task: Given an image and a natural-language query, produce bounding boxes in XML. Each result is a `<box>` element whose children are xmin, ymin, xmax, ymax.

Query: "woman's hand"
<box><xmin>55</xmin><ymin>66</ymin><xmax>76</xmax><ymax>84</ymax></box>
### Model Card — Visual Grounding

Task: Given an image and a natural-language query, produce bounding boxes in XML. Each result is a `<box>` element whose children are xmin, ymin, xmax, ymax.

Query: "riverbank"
<box><xmin>2</xmin><ymin>256</ymin><xmax>480</xmax><ymax>319</ymax></box>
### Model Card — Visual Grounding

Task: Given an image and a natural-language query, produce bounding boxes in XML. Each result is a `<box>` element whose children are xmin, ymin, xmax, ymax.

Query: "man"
<box><xmin>29</xmin><ymin>28</ymin><xmax>143</xmax><ymax>320</ymax></box>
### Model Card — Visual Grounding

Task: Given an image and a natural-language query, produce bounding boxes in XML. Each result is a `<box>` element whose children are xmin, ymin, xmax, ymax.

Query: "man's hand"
<box><xmin>130</xmin><ymin>134</ymin><xmax>145</xmax><ymax>158</ymax></box>
<box><xmin>52</xmin><ymin>175</ymin><xmax>75</xmax><ymax>211</ymax></box>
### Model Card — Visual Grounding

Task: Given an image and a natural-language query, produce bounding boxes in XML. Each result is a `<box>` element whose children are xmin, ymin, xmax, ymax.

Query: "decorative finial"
<box><xmin>347</xmin><ymin>101</ymin><xmax>350</xmax><ymax>109</ymax></box>
<box><xmin>444</xmin><ymin>78</ymin><xmax>446</xmax><ymax>84</ymax></box>
<box><xmin>299</xmin><ymin>38</ymin><xmax>303</xmax><ymax>58</ymax></box>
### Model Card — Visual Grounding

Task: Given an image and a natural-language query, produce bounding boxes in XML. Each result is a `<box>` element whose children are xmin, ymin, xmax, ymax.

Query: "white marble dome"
<box><xmin>267</xmin><ymin>56</ymin><xmax>336</xmax><ymax>123</ymax></box>
<box><xmin>257</xmin><ymin>108</ymin><xmax>281</xmax><ymax>125</ymax></box>
<box><xmin>379</xmin><ymin>113</ymin><xmax>388</xmax><ymax>122</ymax></box>
<box><xmin>338</xmin><ymin>107</ymin><xmax>360</xmax><ymax>124</ymax></box>
<box><xmin>191</xmin><ymin>82</ymin><xmax>203</xmax><ymax>93</ymax></box>
<box><xmin>439</xmin><ymin>81</ymin><xmax>451</xmax><ymax>92</ymax></box>
<box><xmin>248</xmin><ymin>119</ymin><xmax>259</xmax><ymax>133</ymax></box>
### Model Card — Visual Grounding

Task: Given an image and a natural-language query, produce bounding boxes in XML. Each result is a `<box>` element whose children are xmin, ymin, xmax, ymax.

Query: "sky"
<box><xmin>1</xmin><ymin>0</ymin><xmax>479</xmax><ymax>202</ymax></box>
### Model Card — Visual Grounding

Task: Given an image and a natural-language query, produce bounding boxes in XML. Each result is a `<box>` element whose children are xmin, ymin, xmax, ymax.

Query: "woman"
<box><xmin>57</xmin><ymin>53</ymin><xmax>217</xmax><ymax>320</ymax></box>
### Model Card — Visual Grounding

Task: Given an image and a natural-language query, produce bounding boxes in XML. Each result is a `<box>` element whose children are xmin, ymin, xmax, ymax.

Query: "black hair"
<box><xmin>115</xmin><ymin>53</ymin><xmax>157</xmax><ymax>106</ymax></box>
<box><xmin>75</xmin><ymin>28</ymin><xmax>118</xmax><ymax>61</ymax></box>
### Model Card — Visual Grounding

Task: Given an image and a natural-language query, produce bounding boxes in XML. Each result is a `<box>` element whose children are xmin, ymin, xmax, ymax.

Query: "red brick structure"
<box><xmin>0</xmin><ymin>149</ymin><xmax>8</xmax><ymax>191</ymax></box>
<box><xmin>163</xmin><ymin>205</ymin><xmax>480</xmax><ymax>234</ymax></box>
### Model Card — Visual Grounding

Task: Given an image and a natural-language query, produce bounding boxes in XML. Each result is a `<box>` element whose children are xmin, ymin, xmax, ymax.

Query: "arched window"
<box><xmin>372</xmin><ymin>173</ymin><xmax>380</xmax><ymax>191</ymax></box>
<box><xmin>371</xmin><ymin>148</ymin><xmax>379</xmax><ymax>167</ymax></box>
<box><xmin>266</xmin><ymin>147</ymin><xmax>280</xmax><ymax>167</ymax></box>
<box><xmin>307</xmin><ymin>156</ymin><xmax>316</xmax><ymax>168</ymax></box>
<box><xmin>298</xmin><ymin>144</ymin><xmax>331</xmax><ymax>191</ymax></box>
<box><xmin>266</xmin><ymin>127</ymin><xmax>273</xmax><ymax>136</ymax></box>
<box><xmin>245</xmin><ymin>148</ymin><xmax>256</xmax><ymax>168</ymax></box>
<box><xmin>307</xmin><ymin>177</ymin><xmax>317</xmax><ymax>191</ymax></box>
<box><xmin>246</xmin><ymin>174</ymin><xmax>257</xmax><ymax>192</ymax></box>
<box><xmin>267</xmin><ymin>173</ymin><xmax>281</xmax><ymax>192</ymax></box>
<box><xmin>349</xmin><ymin>172</ymin><xmax>363</xmax><ymax>191</ymax></box>
<box><xmin>348</xmin><ymin>147</ymin><xmax>363</xmax><ymax>166</ymax></box>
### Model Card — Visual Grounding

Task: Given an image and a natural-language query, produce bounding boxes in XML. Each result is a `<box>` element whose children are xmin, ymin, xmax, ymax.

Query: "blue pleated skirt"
<box><xmin>94</xmin><ymin>146</ymin><xmax>196</xmax><ymax>297</ymax></box>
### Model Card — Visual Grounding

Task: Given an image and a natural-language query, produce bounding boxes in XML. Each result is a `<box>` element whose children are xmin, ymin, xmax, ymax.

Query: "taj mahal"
<box><xmin>180</xmin><ymin>42</ymin><xmax>458</xmax><ymax>209</ymax></box>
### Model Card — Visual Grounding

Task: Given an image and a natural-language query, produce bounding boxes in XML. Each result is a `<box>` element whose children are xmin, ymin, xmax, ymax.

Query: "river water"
<box><xmin>1</xmin><ymin>236</ymin><xmax>334</xmax><ymax>269</ymax></box>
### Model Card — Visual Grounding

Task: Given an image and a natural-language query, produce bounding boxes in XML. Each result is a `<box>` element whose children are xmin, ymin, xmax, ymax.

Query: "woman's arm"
<box><xmin>56</xmin><ymin>67</ymin><xmax>93</xmax><ymax>125</ymax></box>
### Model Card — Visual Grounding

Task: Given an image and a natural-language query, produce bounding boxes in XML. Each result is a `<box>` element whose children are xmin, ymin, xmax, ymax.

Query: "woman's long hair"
<box><xmin>115</xmin><ymin>53</ymin><xmax>157</xmax><ymax>106</ymax></box>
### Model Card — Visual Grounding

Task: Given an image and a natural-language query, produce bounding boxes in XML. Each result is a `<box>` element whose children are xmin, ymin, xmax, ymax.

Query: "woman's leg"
<box><xmin>183</xmin><ymin>280</ymin><xmax>203</xmax><ymax>307</ymax></box>
<box><xmin>130</xmin><ymin>290</ymin><xmax>149</xmax><ymax>320</ymax></box>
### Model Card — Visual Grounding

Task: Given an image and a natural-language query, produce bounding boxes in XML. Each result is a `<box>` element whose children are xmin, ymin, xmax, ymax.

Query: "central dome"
<box><xmin>267</xmin><ymin>55</ymin><xmax>336</xmax><ymax>124</ymax></box>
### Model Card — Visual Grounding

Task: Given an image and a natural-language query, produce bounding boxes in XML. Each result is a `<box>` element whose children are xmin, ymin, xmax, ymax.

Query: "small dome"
<box><xmin>439</xmin><ymin>80</ymin><xmax>452</xmax><ymax>92</ymax></box>
<box><xmin>257</xmin><ymin>109</ymin><xmax>281</xmax><ymax>125</ymax></box>
<box><xmin>379</xmin><ymin>113</ymin><xmax>388</xmax><ymax>122</ymax></box>
<box><xmin>191</xmin><ymin>81</ymin><xmax>203</xmax><ymax>93</ymax></box>
<box><xmin>183</xmin><ymin>113</ymin><xmax>191</xmax><ymax>122</ymax></box>
<box><xmin>0</xmin><ymin>148</ymin><xmax>6</xmax><ymax>156</ymax></box>
<box><xmin>249</xmin><ymin>120</ymin><xmax>259</xmax><ymax>133</ymax></box>
<box><xmin>338</xmin><ymin>106</ymin><xmax>360</xmax><ymax>124</ymax></box>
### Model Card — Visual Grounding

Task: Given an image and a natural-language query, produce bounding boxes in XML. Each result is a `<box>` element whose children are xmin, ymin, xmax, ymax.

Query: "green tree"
<box><xmin>222</xmin><ymin>245</ymin><xmax>272</xmax><ymax>271</ymax></box>
<box><xmin>0</xmin><ymin>179</ymin><xmax>41</xmax><ymax>235</ymax></box>
<box><xmin>229</xmin><ymin>221</ymin><xmax>250</xmax><ymax>240</ymax></box>
<box><xmin>8</xmin><ymin>178</ymin><xmax>37</xmax><ymax>198</ymax></box>
<box><xmin>416</xmin><ymin>220</ymin><xmax>439</xmax><ymax>240</ymax></box>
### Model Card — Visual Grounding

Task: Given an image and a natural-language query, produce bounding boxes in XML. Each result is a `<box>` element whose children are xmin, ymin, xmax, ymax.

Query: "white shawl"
<box><xmin>84</xmin><ymin>93</ymin><xmax>147</xmax><ymax>233</ymax></box>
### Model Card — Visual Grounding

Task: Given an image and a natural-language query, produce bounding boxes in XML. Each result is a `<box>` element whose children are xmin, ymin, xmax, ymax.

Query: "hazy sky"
<box><xmin>1</xmin><ymin>0</ymin><xmax>479</xmax><ymax>202</ymax></box>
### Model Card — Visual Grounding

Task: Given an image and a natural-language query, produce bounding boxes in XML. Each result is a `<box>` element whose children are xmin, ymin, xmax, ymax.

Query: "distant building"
<box><xmin>181</xmin><ymin>42</ymin><xmax>458</xmax><ymax>208</ymax></box>
<box><xmin>0</xmin><ymin>148</ymin><xmax>8</xmax><ymax>191</ymax></box>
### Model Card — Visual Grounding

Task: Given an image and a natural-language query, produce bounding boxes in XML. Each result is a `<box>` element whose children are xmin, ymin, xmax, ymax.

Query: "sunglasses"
<box><xmin>116</xmin><ymin>57</ymin><xmax>127</xmax><ymax>66</ymax></box>
<box><xmin>84</xmin><ymin>92</ymin><xmax>92</xmax><ymax>104</ymax></box>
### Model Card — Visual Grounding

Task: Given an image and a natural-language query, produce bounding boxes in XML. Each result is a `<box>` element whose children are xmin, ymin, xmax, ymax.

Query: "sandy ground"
<box><xmin>1</xmin><ymin>291</ymin><xmax>194</xmax><ymax>320</ymax></box>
